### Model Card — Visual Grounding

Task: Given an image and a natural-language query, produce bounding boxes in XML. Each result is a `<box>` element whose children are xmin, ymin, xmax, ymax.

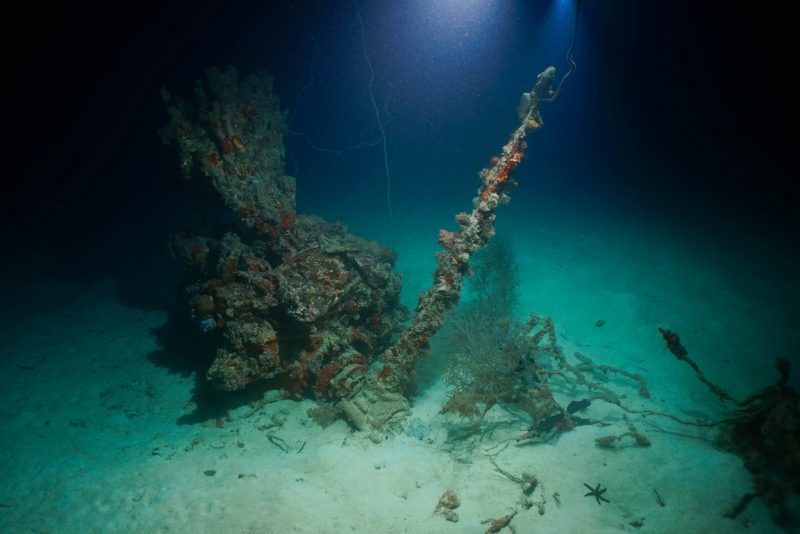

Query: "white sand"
<box><xmin>1</xmin><ymin>207</ymin><xmax>796</xmax><ymax>533</ymax></box>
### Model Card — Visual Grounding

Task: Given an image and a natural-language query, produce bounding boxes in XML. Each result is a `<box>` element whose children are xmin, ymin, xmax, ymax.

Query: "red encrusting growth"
<box><xmin>368</xmin><ymin>308</ymin><xmax>382</xmax><ymax>330</ymax></box>
<box><xmin>316</xmin><ymin>363</ymin><xmax>341</xmax><ymax>395</ymax></box>
<box><xmin>279</xmin><ymin>210</ymin><xmax>296</xmax><ymax>229</ymax></box>
<box><xmin>222</xmin><ymin>136</ymin><xmax>235</xmax><ymax>154</ymax></box>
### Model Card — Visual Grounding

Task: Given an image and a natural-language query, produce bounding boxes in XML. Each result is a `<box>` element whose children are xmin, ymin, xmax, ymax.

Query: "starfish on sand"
<box><xmin>583</xmin><ymin>483</ymin><xmax>610</xmax><ymax>505</ymax></box>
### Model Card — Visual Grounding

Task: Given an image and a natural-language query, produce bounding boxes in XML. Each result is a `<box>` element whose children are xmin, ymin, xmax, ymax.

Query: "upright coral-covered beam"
<box><xmin>339</xmin><ymin>67</ymin><xmax>558</xmax><ymax>430</ymax></box>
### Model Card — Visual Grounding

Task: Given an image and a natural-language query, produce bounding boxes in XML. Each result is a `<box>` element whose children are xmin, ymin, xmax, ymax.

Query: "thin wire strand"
<box><xmin>288</xmin><ymin>4</ymin><xmax>319</xmax><ymax>128</ymax></box>
<box><xmin>546</xmin><ymin>0</ymin><xmax>582</xmax><ymax>102</ymax></box>
<box><xmin>287</xmin><ymin>5</ymin><xmax>383</xmax><ymax>157</ymax></box>
<box><xmin>355</xmin><ymin>0</ymin><xmax>394</xmax><ymax>247</ymax></box>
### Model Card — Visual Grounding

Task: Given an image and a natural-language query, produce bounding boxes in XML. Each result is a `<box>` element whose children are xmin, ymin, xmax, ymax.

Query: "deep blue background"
<box><xmin>3</xmin><ymin>0</ymin><xmax>796</xmax><ymax>308</ymax></box>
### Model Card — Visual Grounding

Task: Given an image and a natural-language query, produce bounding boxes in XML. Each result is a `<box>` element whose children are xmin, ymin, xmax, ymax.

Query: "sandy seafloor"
<box><xmin>1</xmin><ymin>202</ymin><xmax>798</xmax><ymax>534</ymax></box>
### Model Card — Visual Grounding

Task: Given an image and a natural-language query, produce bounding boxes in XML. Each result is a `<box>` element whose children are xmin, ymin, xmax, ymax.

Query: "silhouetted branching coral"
<box><xmin>442</xmin><ymin>238</ymin><xmax>651</xmax><ymax>442</ymax></box>
<box><xmin>443</xmin><ymin>238</ymin><xmax>530</xmax><ymax>410</ymax></box>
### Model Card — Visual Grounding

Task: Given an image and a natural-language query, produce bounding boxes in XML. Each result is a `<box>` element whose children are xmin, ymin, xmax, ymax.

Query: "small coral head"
<box><xmin>438</xmin><ymin>229</ymin><xmax>457</xmax><ymax>249</ymax></box>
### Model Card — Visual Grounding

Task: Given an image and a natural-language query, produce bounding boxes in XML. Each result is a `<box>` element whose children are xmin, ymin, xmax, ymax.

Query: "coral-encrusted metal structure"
<box><xmin>162</xmin><ymin>68</ymin><xmax>407</xmax><ymax>395</ymax></box>
<box><xmin>339</xmin><ymin>67</ymin><xmax>558</xmax><ymax>430</ymax></box>
<box><xmin>162</xmin><ymin>66</ymin><xmax>557</xmax><ymax>430</ymax></box>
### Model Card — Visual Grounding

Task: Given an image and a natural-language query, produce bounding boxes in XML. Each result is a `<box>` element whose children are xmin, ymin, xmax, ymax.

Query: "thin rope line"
<box><xmin>287</xmin><ymin>7</ymin><xmax>383</xmax><ymax>157</ymax></box>
<box><xmin>288</xmin><ymin>4</ymin><xmax>320</xmax><ymax>128</ymax></box>
<box><xmin>547</xmin><ymin>0</ymin><xmax>581</xmax><ymax>102</ymax></box>
<box><xmin>355</xmin><ymin>0</ymin><xmax>395</xmax><ymax>247</ymax></box>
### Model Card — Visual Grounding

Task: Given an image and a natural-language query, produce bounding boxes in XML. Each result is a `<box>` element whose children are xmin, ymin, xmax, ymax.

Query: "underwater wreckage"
<box><xmin>161</xmin><ymin>66</ymin><xmax>799</xmax><ymax>524</ymax></box>
<box><xmin>161</xmin><ymin>65</ymin><xmax>558</xmax><ymax>423</ymax></box>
